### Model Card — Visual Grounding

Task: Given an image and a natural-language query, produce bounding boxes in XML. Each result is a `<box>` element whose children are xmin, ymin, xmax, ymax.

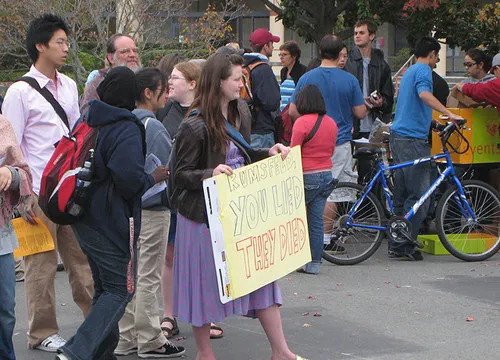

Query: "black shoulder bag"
<box><xmin>303</xmin><ymin>114</ymin><xmax>324</xmax><ymax>145</ymax></box>
<box><xmin>17</xmin><ymin>76</ymin><xmax>70</xmax><ymax>129</ymax></box>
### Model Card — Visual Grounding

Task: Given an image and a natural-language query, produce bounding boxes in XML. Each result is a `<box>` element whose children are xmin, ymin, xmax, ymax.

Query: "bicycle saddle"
<box><xmin>353</xmin><ymin>147</ymin><xmax>386</xmax><ymax>158</ymax></box>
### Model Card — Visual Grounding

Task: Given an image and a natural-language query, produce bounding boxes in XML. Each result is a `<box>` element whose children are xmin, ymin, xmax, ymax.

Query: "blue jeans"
<box><xmin>250</xmin><ymin>132</ymin><xmax>275</xmax><ymax>148</ymax></box>
<box><xmin>389</xmin><ymin>132</ymin><xmax>432</xmax><ymax>254</ymax></box>
<box><xmin>303</xmin><ymin>171</ymin><xmax>335</xmax><ymax>273</ymax></box>
<box><xmin>0</xmin><ymin>252</ymin><xmax>16</xmax><ymax>360</ymax></box>
<box><xmin>62</xmin><ymin>223</ymin><xmax>134</xmax><ymax>360</ymax></box>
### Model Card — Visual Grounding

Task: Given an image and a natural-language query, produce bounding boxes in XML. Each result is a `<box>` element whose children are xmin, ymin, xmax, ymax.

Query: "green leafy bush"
<box><xmin>389</xmin><ymin>48</ymin><xmax>412</xmax><ymax>72</ymax></box>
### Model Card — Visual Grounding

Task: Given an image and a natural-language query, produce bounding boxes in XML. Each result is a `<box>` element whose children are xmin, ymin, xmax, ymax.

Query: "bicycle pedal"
<box><xmin>414</xmin><ymin>240</ymin><xmax>424</xmax><ymax>249</ymax></box>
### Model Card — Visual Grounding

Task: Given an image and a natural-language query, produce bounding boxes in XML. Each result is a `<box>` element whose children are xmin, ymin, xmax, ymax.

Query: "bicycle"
<box><xmin>322</xmin><ymin>118</ymin><xmax>500</xmax><ymax>265</ymax></box>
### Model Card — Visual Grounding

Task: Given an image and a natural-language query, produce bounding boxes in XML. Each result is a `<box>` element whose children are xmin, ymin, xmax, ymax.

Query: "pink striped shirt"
<box><xmin>1</xmin><ymin>65</ymin><xmax>80</xmax><ymax>195</ymax></box>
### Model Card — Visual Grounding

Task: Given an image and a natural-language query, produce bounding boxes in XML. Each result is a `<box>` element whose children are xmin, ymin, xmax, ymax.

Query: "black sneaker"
<box><xmin>404</xmin><ymin>250</ymin><xmax>424</xmax><ymax>261</ymax></box>
<box><xmin>324</xmin><ymin>238</ymin><xmax>346</xmax><ymax>254</ymax></box>
<box><xmin>388</xmin><ymin>250</ymin><xmax>404</xmax><ymax>258</ymax></box>
<box><xmin>138</xmin><ymin>342</ymin><xmax>185</xmax><ymax>358</ymax></box>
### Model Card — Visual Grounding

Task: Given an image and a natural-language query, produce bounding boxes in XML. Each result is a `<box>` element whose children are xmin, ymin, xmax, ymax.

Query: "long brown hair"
<box><xmin>190</xmin><ymin>53</ymin><xmax>243</xmax><ymax>152</ymax></box>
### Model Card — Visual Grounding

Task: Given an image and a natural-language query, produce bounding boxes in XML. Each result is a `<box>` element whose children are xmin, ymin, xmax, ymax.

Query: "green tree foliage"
<box><xmin>260</xmin><ymin>0</ymin><xmax>499</xmax><ymax>53</ymax></box>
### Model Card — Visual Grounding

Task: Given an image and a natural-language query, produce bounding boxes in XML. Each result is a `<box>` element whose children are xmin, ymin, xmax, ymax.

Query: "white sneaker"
<box><xmin>55</xmin><ymin>353</ymin><xmax>70</xmax><ymax>360</ymax></box>
<box><xmin>34</xmin><ymin>334</ymin><xmax>66</xmax><ymax>352</ymax></box>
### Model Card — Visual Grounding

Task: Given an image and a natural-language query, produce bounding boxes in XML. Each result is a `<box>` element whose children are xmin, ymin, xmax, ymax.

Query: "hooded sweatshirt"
<box><xmin>80</xmin><ymin>100</ymin><xmax>154</xmax><ymax>249</ymax></box>
<box><xmin>243</xmin><ymin>53</ymin><xmax>281</xmax><ymax>134</ymax></box>
<box><xmin>133</xmin><ymin>108</ymin><xmax>172</xmax><ymax>210</ymax></box>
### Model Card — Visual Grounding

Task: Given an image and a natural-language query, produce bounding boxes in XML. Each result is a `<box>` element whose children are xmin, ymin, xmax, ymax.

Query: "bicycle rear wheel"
<box><xmin>436</xmin><ymin>180</ymin><xmax>500</xmax><ymax>261</ymax></box>
<box><xmin>322</xmin><ymin>182</ymin><xmax>385</xmax><ymax>265</ymax></box>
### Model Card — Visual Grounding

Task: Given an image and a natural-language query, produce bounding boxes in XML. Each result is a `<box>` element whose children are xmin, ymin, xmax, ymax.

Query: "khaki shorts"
<box><xmin>328</xmin><ymin>141</ymin><xmax>358</xmax><ymax>202</ymax></box>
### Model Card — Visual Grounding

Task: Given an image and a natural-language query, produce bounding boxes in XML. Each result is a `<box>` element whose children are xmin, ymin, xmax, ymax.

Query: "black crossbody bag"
<box><xmin>303</xmin><ymin>114</ymin><xmax>324</xmax><ymax>145</ymax></box>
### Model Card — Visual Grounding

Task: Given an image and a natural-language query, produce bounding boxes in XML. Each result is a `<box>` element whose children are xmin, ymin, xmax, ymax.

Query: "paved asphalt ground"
<box><xmin>12</xmin><ymin>246</ymin><xmax>500</xmax><ymax>360</ymax></box>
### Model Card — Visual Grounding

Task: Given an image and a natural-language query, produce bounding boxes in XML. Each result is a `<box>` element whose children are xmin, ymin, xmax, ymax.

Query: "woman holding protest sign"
<box><xmin>171</xmin><ymin>52</ymin><xmax>307</xmax><ymax>360</ymax></box>
<box><xmin>158</xmin><ymin>60</ymin><xmax>228</xmax><ymax>340</ymax></box>
<box><xmin>291</xmin><ymin>85</ymin><xmax>338</xmax><ymax>275</ymax></box>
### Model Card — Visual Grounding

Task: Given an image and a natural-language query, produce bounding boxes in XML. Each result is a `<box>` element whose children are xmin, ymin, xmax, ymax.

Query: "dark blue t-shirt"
<box><xmin>391</xmin><ymin>62</ymin><xmax>433</xmax><ymax>140</ymax></box>
<box><xmin>291</xmin><ymin>67</ymin><xmax>364</xmax><ymax>145</ymax></box>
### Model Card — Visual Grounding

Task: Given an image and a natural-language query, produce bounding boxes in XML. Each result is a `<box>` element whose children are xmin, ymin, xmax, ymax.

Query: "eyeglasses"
<box><xmin>54</xmin><ymin>39</ymin><xmax>71</xmax><ymax>48</ymax></box>
<box><xmin>168</xmin><ymin>75</ymin><xmax>186</xmax><ymax>81</ymax></box>
<box><xmin>117</xmin><ymin>48</ymin><xmax>139</xmax><ymax>55</ymax></box>
<box><xmin>464</xmin><ymin>62</ymin><xmax>477</xmax><ymax>68</ymax></box>
<box><xmin>278</xmin><ymin>52</ymin><xmax>290</xmax><ymax>58</ymax></box>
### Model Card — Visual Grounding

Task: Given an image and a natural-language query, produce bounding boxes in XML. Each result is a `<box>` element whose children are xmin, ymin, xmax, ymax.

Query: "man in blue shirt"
<box><xmin>390</xmin><ymin>36</ymin><xmax>463</xmax><ymax>260</ymax></box>
<box><xmin>290</xmin><ymin>34</ymin><xmax>366</xmax><ymax>259</ymax></box>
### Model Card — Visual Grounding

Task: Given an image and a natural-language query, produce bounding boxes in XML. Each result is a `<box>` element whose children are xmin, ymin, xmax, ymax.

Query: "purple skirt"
<box><xmin>172</xmin><ymin>213</ymin><xmax>282</xmax><ymax>327</ymax></box>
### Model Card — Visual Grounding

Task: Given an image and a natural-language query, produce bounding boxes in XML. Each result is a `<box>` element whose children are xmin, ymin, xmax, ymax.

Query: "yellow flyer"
<box><xmin>203</xmin><ymin>146</ymin><xmax>311</xmax><ymax>303</ymax></box>
<box><xmin>12</xmin><ymin>217</ymin><xmax>55</xmax><ymax>258</ymax></box>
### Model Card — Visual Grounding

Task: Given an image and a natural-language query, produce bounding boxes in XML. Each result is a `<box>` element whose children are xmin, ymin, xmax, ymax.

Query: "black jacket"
<box><xmin>157</xmin><ymin>100</ymin><xmax>189</xmax><ymax>138</ymax></box>
<box><xmin>243</xmin><ymin>54</ymin><xmax>281</xmax><ymax>135</ymax></box>
<box><xmin>280</xmin><ymin>61</ymin><xmax>307</xmax><ymax>85</ymax></box>
<box><xmin>81</xmin><ymin>100</ymin><xmax>154</xmax><ymax>250</ymax></box>
<box><xmin>432</xmin><ymin>71</ymin><xmax>450</xmax><ymax>106</ymax></box>
<box><xmin>345</xmin><ymin>47</ymin><xmax>394</xmax><ymax>133</ymax></box>
<box><xmin>173</xmin><ymin>106</ymin><xmax>266</xmax><ymax>224</ymax></box>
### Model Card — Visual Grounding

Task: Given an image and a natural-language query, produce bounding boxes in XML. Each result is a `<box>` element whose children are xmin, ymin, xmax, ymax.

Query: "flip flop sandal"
<box><xmin>209</xmin><ymin>323</ymin><xmax>224</xmax><ymax>339</ymax></box>
<box><xmin>160</xmin><ymin>317</ymin><xmax>179</xmax><ymax>339</ymax></box>
<box><xmin>296</xmin><ymin>356</ymin><xmax>310</xmax><ymax>360</ymax></box>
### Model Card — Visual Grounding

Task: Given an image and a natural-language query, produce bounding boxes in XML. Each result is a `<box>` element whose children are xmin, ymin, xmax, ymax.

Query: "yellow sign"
<box><xmin>203</xmin><ymin>147</ymin><xmax>311</xmax><ymax>303</ymax></box>
<box><xmin>431</xmin><ymin>108</ymin><xmax>500</xmax><ymax>164</ymax></box>
<box><xmin>12</xmin><ymin>217</ymin><xmax>55</xmax><ymax>258</ymax></box>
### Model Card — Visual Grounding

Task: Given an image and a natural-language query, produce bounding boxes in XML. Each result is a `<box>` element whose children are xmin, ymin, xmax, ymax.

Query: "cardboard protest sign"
<box><xmin>203</xmin><ymin>146</ymin><xmax>310</xmax><ymax>303</ymax></box>
<box><xmin>13</xmin><ymin>217</ymin><xmax>54</xmax><ymax>258</ymax></box>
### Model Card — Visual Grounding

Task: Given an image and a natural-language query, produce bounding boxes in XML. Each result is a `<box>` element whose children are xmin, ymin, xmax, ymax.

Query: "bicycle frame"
<box><xmin>346</xmin><ymin>149</ymin><xmax>477</xmax><ymax>231</ymax></box>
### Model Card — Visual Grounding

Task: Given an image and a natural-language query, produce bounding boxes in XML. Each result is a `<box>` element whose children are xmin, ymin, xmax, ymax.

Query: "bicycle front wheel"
<box><xmin>322</xmin><ymin>182</ymin><xmax>385</xmax><ymax>265</ymax></box>
<box><xmin>436</xmin><ymin>180</ymin><xmax>500</xmax><ymax>261</ymax></box>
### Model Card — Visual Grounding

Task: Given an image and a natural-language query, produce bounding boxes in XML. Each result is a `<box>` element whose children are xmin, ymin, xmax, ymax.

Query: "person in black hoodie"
<box><xmin>244</xmin><ymin>28</ymin><xmax>281</xmax><ymax>148</ymax></box>
<box><xmin>57</xmin><ymin>66</ymin><xmax>169</xmax><ymax>360</ymax></box>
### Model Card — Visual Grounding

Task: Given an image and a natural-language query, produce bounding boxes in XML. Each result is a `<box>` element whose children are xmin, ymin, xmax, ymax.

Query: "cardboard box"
<box><xmin>431</xmin><ymin>108</ymin><xmax>500</xmax><ymax>164</ymax></box>
<box><xmin>418</xmin><ymin>233</ymin><xmax>497</xmax><ymax>255</ymax></box>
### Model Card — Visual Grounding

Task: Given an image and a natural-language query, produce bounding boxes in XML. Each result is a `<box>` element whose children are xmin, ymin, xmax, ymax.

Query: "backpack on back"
<box><xmin>39</xmin><ymin>116</ymin><xmax>98</xmax><ymax>225</ymax></box>
<box><xmin>240</xmin><ymin>61</ymin><xmax>266</xmax><ymax>115</ymax></box>
<box><xmin>276</xmin><ymin>103</ymin><xmax>293</xmax><ymax>145</ymax></box>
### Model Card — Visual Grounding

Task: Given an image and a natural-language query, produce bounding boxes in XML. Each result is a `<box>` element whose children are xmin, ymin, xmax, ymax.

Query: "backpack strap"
<box><xmin>247</xmin><ymin>61</ymin><xmax>266</xmax><ymax>71</ymax></box>
<box><xmin>144</xmin><ymin>117</ymin><xmax>152</xmax><ymax>130</ymax></box>
<box><xmin>242</xmin><ymin>61</ymin><xmax>266</xmax><ymax>101</ymax></box>
<box><xmin>303</xmin><ymin>115</ymin><xmax>324</xmax><ymax>145</ymax></box>
<box><xmin>17</xmin><ymin>76</ymin><xmax>70</xmax><ymax>130</ymax></box>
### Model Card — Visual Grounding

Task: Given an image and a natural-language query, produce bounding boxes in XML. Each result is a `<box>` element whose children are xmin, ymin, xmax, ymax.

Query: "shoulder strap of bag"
<box><xmin>17</xmin><ymin>76</ymin><xmax>70</xmax><ymax>130</ymax></box>
<box><xmin>303</xmin><ymin>114</ymin><xmax>324</xmax><ymax>145</ymax></box>
<box><xmin>242</xmin><ymin>61</ymin><xmax>266</xmax><ymax>101</ymax></box>
<box><xmin>144</xmin><ymin>117</ymin><xmax>152</xmax><ymax>130</ymax></box>
<box><xmin>225</xmin><ymin>120</ymin><xmax>252</xmax><ymax>152</ymax></box>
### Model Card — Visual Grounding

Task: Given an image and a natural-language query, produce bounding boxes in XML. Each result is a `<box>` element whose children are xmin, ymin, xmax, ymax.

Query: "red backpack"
<box><xmin>39</xmin><ymin>116</ymin><xmax>98</xmax><ymax>225</ymax></box>
<box><xmin>276</xmin><ymin>103</ymin><xmax>293</xmax><ymax>145</ymax></box>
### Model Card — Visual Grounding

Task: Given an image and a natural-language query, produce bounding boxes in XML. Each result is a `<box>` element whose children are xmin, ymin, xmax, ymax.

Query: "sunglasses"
<box><xmin>464</xmin><ymin>62</ymin><xmax>477</xmax><ymax>67</ymax></box>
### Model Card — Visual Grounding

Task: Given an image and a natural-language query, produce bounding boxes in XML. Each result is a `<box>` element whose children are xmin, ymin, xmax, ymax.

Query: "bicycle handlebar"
<box><xmin>431</xmin><ymin>119</ymin><xmax>468</xmax><ymax>137</ymax></box>
<box><xmin>431</xmin><ymin>119</ymin><xmax>470</xmax><ymax>154</ymax></box>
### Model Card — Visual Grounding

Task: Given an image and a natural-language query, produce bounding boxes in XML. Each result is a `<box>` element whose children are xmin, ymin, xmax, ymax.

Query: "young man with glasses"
<box><xmin>1</xmin><ymin>13</ymin><xmax>93</xmax><ymax>353</ymax></box>
<box><xmin>80</xmin><ymin>34</ymin><xmax>142</xmax><ymax>113</ymax></box>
